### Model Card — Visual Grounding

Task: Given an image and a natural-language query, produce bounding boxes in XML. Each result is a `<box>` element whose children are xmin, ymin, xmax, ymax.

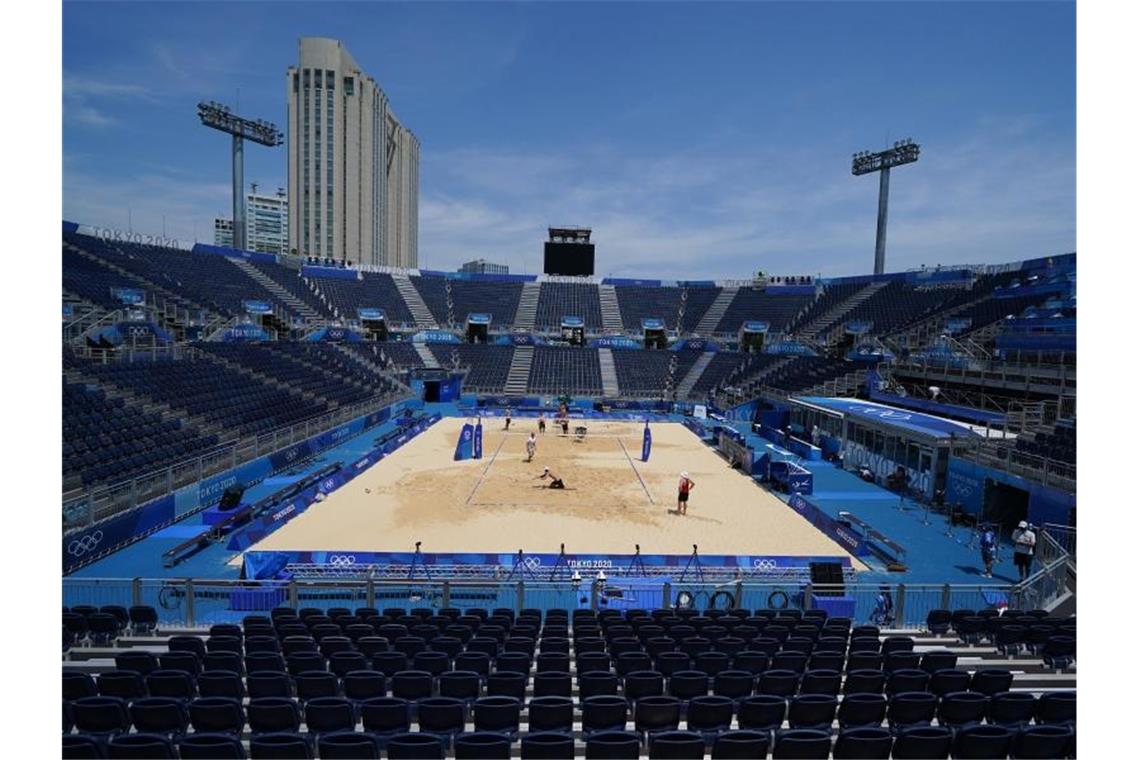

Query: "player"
<box><xmin>537</xmin><ymin>466</ymin><xmax>565</xmax><ymax>489</ymax></box>
<box><xmin>504</xmin><ymin>407</ymin><xmax>512</xmax><ymax>431</ymax></box>
<box><xmin>537</xmin><ymin>412</ymin><xmax>546</xmax><ymax>434</ymax></box>
<box><xmin>560</xmin><ymin>416</ymin><xmax>570</xmax><ymax>436</ymax></box>
<box><xmin>525</xmin><ymin>432</ymin><xmax>537</xmax><ymax>462</ymax></box>
<box><xmin>677</xmin><ymin>471</ymin><xmax>695</xmax><ymax>515</ymax></box>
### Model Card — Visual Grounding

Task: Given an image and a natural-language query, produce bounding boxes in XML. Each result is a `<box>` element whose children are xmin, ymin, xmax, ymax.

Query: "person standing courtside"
<box><xmin>538</xmin><ymin>412</ymin><xmax>546</xmax><ymax>434</ymax></box>
<box><xmin>677</xmin><ymin>471</ymin><xmax>695</xmax><ymax>516</ymax></box>
<box><xmin>525</xmin><ymin>432</ymin><xmax>537</xmax><ymax>462</ymax></box>
<box><xmin>1012</xmin><ymin>521</ymin><xmax>1037</xmax><ymax>581</ymax></box>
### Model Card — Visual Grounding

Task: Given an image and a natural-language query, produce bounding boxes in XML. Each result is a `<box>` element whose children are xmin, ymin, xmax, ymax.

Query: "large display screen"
<box><xmin>543</xmin><ymin>242</ymin><xmax>595</xmax><ymax>276</ymax></box>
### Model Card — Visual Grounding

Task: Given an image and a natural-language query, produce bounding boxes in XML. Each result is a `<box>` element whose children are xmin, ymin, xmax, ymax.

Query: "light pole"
<box><xmin>852</xmin><ymin>139</ymin><xmax>921</xmax><ymax>275</ymax></box>
<box><xmin>197</xmin><ymin>101</ymin><xmax>283</xmax><ymax>251</ymax></box>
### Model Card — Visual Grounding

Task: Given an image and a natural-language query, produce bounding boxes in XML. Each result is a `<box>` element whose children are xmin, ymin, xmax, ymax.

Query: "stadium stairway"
<box><xmin>887</xmin><ymin>292</ymin><xmax>994</xmax><ymax>350</ymax></box>
<box><xmin>392</xmin><ymin>274</ymin><xmax>439</xmax><ymax>329</ymax></box>
<box><xmin>413</xmin><ymin>344</ymin><xmax>441</xmax><ymax>369</ymax></box>
<box><xmin>228</xmin><ymin>258</ymin><xmax>322</xmax><ymax>324</ymax></box>
<box><xmin>674</xmin><ymin>352</ymin><xmax>717</xmax><ymax>399</ymax></box>
<box><xmin>805</xmin><ymin>367</ymin><xmax>868</xmax><ymax>398</ymax></box>
<box><xmin>598</xmin><ymin>284</ymin><xmax>624</xmax><ymax>332</ymax></box>
<box><xmin>800</xmin><ymin>281</ymin><xmax>890</xmax><ymax>342</ymax></box>
<box><xmin>694</xmin><ymin>287</ymin><xmax>738</xmax><ymax>335</ymax></box>
<box><xmin>515</xmin><ymin>281</ymin><xmax>541</xmax><ymax>331</ymax></box>
<box><xmin>504</xmin><ymin>345</ymin><xmax>535</xmax><ymax>394</ymax></box>
<box><xmin>597</xmin><ymin>348</ymin><xmax>620</xmax><ymax>397</ymax></box>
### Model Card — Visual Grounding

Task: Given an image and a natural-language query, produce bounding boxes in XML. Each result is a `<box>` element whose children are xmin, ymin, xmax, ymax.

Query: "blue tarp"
<box><xmin>794</xmin><ymin>397</ymin><xmax>983</xmax><ymax>441</ymax></box>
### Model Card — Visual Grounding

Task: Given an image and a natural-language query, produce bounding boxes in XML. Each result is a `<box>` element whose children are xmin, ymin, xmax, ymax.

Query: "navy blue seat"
<box><xmin>887</xmin><ymin>692</ymin><xmax>937</xmax><ymax>733</ymax></box>
<box><xmin>583</xmin><ymin>695</ymin><xmax>630</xmax><ymax>735</ymax></box>
<box><xmin>287</xmin><ymin>652</ymin><xmax>326</xmax><ymax>677</ymax></box>
<box><xmin>886</xmin><ymin>669</ymin><xmax>930</xmax><ymax>696</ymax></box>
<box><xmin>788</xmin><ymin>694</ymin><xmax>838</xmax><ymax>731</ymax></box>
<box><xmin>296</xmin><ymin>671</ymin><xmax>340</xmax><ymax>703</ymax></box>
<box><xmin>952</xmin><ymin>724</ymin><xmax>1013</xmax><ymax>759</ymax></box>
<box><xmin>247</xmin><ymin>671</ymin><xmax>292</xmax><ymax>699</ymax></box>
<box><xmin>453</xmin><ymin>652</ymin><xmax>490</xmax><ymax>677</ymax></box>
<box><xmin>247</xmin><ymin>697</ymin><xmax>302</xmax><ymax>735</ymax></box>
<box><xmin>986</xmin><ymin>691</ymin><xmax>1037</xmax><ymax>729</ymax></box>
<box><xmin>772</xmin><ymin>728</ymin><xmax>832</xmax><ymax>758</ymax></box>
<box><xmin>487</xmin><ymin>670</ymin><xmax>527</xmax><ymax>700</ymax></box>
<box><xmin>711</xmin><ymin>730</ymin><xmax>770</xmax><ymax>759</ymax></box>
<box><xmin>585</xmin><ymin>731</ymin><xmax>641</xmax><ymax>759</ymax></box>
<box><xmin>438</xmin><ymin>670</ymin><xmax>481</xmax><ymax>703</ymax></box>
<box><xmin>937</xmin><ymin>690</ymin><xmax>989</xmax><ymax>730</ymax></box>
<box><xmin>838</xmin><ymin>692</ymin><xmax>887</xmax><ymax>729</ymax></box>
<box><xmin>114</xmin><ymin>652</ymin><xmax>159</xmax><ymax>678</ymax></box>
<box><xmin>330</xmin><ymin>652</ymin><xmax>369</xmax><ymax>678</ymax></box>
<box><xmin>969</xmin><ymin>669</ymin><xmax>1013</xmax><ymax>696</ymax></box>
<box><xmin>303</xmin><ymin>696</ymin><xmax>356</xmax><ymax>736</ymax></box>
<box><xmin>1012</xmin><ymin>724</ymin><xmax>1074</xmax><ymax>759</ymax></box>
<box><xmin>473</xmin><ymin>696</ymin><xmax>522</xmax><ymax>738</ymax></box>
<box><xmin>454</xmin><ymin>732</ymin><xmax>512</xmax><ymax>760</ymax></box>
<box><xmin>656</xmin><ymin>652</ymin><xmax>692</xmax><ymax>677</ymax></box>
<box><xmin>106</xmin><ymin>733</ymin><xmax>177</xmax><ymax>759</ymax></box>
<box><xmin>127</xmin><ymin>697</ymin><xmax>188</xmax><ymax>739</ymax></box>
<box><xmin>521</xmin><ymin>732</ymin><xmax>576</xmax><ymax>759</ymax></box>
<box><xmin>343</xmin><ymin>670</ymin><xmax>386</xmax><ymax>702</ymax></box>
<box><xmin>72</xmin><ymin>696</ymin><xmax>131</xmax><ymax>738</ymax></box>
<box><xmin>648</xmin><ymin>730</ymin><xmax>706</xmax><ymax>759</ymax></box>
<box><xmin>712</xmin><ymin>669</ymin><xmax>754</xmax><ymax>701</ymax></box>
<box><xmin>580</xmin><ymin>671</ymin><xmax>621</xmax><ymax>700</ymax></box>
<box><xmin>685</xmin><ymin>695</ymin><xmax>734</xmax><ymax>736</ymax></box>
<box><xmin>249</xmin><ymin>733</ymin><xmax>312</xmax><ymax>759</ymax></box>
<box><xmin>188</xmin><ymin>697</ymin><xmax>245</xmax><ymax>736</ymax></box>
<box><xmin>757</xmin><ymin>669</ymin><xmax>799</xmax><ymax>698</ymax></box>
<box><xmin>635</xmin><ymin>695</ymin><xmax>682</xmax><ymax>737</ymax></box>
<box><xmin>737</xmin><ymin>693</ymin><xmax>786</xmax><ymax>734</ymax></box>
<box><xmin>203</xmin><ymin>651</ymin><xmax>244</xmax><ymax>675</ymax></box>
<box><xmin>158</xmin><ymin>652</ymin><xmax>201</xmax><ymax>678</ymax></box>
<box><xmin>624</xmin><ymin>670</ymin><xmax>665</xmax><ymax>703</ymax></box>
<box><xmin>532</xmin><ymin>670</ymin><xmax>572</xmax><ymax>698</ymax></box>
<box><xmin>64</xmin><ymin>672</ymin><xmax>100</xmax><ymax>701</ymax></box>
<box><xmin>528</xmin><ymin>696</ymin><xmax>575</xmax><ymax>733</ymax></box>
<box><xmin>668</xmin><ymin>671</ymin><xmax>708</xmax><ymax>702</ymax></box>
<box><xmin>416</xmin><ymin>696</ymin><xmax>466</xmax><ymax>748</ymax></box>
<box><xmin>731</xmin><ymin>651</ymin><xmax>769</xmax><ymax>675</ymax></box>
<box><xmin>799</xmin><ymin>668</ymin><xmax>841</xmax><ymax>696</ymax></box>
<box><xmin>832</xmin><ymin>726</ymin><xmax>893</xmax><ymax>759</ymax></box>
<box><xmin>891</xmin><ymin>725</ymin><xmax>952</xmax><ymax>758</ymax></box>
<box><xmin>178</xmin><ymin>733</ymin><xmax>246</xmax><ymax>759</ymax></box>
<box><xmin>246</xmin><ymin>652</ymin><xmax>287</xmax><ymax>674</ymax></box>
<box><xmin>391</xmin><ymin>670</ymin><xmax>433</xmax><ymax>702</ymax></box>
<box><xmin>359</xmin><ymin>696</ymin><xmax>411</xmax><ymax>740</ymax></box>
<box><xmin>385</xmin><ymin>732</ymin><xmax>445</xmax><ymax>759</ymax></box>
<box><xmin>371</xmin><ymin>651</ymin><xmax>409</xmax><ymax>676</ymax></box>
<box><xmin>62</xmin><ymin>734</ymin><xmax>104</xmax><ymax>759</ymax></box>
<box><xmin>929</xmin><ymin>669</ymin><xmax>971</xmax><ymax>697</ymax></box>
<box><xmin>1036</xmin><ymin>692</ymin><xmax>1076</xmax><ymax>726</ymax></box>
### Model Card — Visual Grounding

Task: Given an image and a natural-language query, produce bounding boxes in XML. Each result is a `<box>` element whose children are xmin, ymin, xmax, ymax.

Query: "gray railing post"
<box><xmin>366</xmin><ymin>577</ymin><xmax>375</xmax><ymax>609</ymax></box>
<box><xmin>185</xmin><ymin>580</ymin><xmax>195</xmax><ymax>627</ymax></box>
<box><xmin>662</xmin><ymin>582</ymin><xmax>672</xmax><ymax>610</ymax></box>
<box><xmin>803</xmin><ymin>583</ymin><xmax>814</xmax><ymax>610</ymax></box>
<box><xmin>288</xmin><ymin>581</ymin><xmax>298</xmax><ymax>610</ymax></box>
<box><xmin>591</xmin><ymin>581</ymin><xmax>600</xmax><ymax>611</ymax></box>
<box><xmin>895</xmin><ymin>584</ymin><xmax>906</xmax><ymax>627</ymax></box>
<box><xmin>132</xmin><ymin>578</ymin><xmax>142</xmax><ymax>607</ymax></box>
<box><xmin>517</xmin><ymin>582</ymin><xmax>525</xmax><ymax>613</ymax></box>
<box><xmin>442</xmin><ymin>581</ymin><xmax>451</xmax><ymax>610</ymax></box>
<box><xmin>941</xmin><ymin>584</ymin><xmax>951</xmax><ymax>611</ymax></box>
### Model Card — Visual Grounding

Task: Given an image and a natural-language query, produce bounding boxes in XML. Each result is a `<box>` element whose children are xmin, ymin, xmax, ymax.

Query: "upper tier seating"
<box><xmin>528</xmin><ymin>346</ymin><xmax>602</xmax><ymax>394</ymax></box>
<box><xmin>311</xmin><ymin>273</ymin><xmax>415</xmax><ymax>325</ymax></box>
<box><xmin>1014</xmin><ymin>419</ymin><xmax>1076</xmax><ymax>466</ymax></box>
<box><xmin>678</xmin><ymin>287</ymin><xmax>722</xmax><ymax>334</ymax></box>
<box><xmin>413</xmin><ymin>276</ymin><xmax>524</xmax><ymax>329</ymax></box>
<box><xmin>430</xmin><ymin>345</ymin><xmax>516</xmax><ymax>393</ymax></box>
<box><xmin>341</xmin><ymin>341</ymin><xmax>424</xmax><ymax>371</ymax></box>
<box><xmin>62</xmin><ymin>247</ymin><xmax>144</xmax><ymax>311</ymax></box>
<box><xmin>62</xmin><ymin>381</ymin><xmax>219</xmax><ymax>488</ymax></box>
<box><xmin>839</xmin><ymin>281</ymin><xmax>976</xmax><ymax>338</ymax></box>
<box><xmin>764</xmin><ymin>356</ymin><xmax>854</xmax><ymax>393</ymax></box>
<box><xmin>786</xmin><ymin>282</ymin><xmax>864</xmax><ymax>334</ymax></box>
<box><xmin>614</xmin><ymin>286</ymin><xmax>684</xmax><ymax>331</ymax></box>
<box><xmin>247</xmin><ymin>260</ymin><xmax>336</xmax><ymax>319</ymax></box>
<box><xmin>714</xmin><ymin>290</ymin><xmax>814</xmax><ymax>334</ymax></box>
<box><xmin>534</xmin><ymin>283</ymin><xmax>603</xmax><ymax>331</ymax></box>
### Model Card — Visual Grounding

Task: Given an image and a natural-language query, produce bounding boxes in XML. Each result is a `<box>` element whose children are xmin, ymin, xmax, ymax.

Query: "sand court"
<box><xmin>247</xmin><ymin>417</ymin><xmax>863</xmax><ymax>565</ymax></box>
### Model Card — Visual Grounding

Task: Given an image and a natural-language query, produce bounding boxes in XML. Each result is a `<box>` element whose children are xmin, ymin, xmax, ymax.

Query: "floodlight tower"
<box><xmin>197</xmin><ymin>101</ymin><xmax>283</xmax><ymax>251</ymax></box>
<box><xmin>852</xmin><ymin>138</ymin><xmax>921</xmax><ymax>275</ymax></box>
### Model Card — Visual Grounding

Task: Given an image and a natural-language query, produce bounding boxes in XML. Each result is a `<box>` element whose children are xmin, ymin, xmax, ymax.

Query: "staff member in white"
<box><xmin>1012</xmin><ymin>520</ymin><xmax>1037</xmax><ymax>581</ymax></box>
<box><xmin>525</xmin><ymin>432</ymin><xmax>537</xmax><ymax>462</ymax></box>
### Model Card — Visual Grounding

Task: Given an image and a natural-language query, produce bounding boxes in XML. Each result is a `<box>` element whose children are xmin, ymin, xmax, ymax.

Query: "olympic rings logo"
<box><xmin>327</xmin><ymin>555</ymin><xmax>356</xmax><ymax>567</ymax></box>
<box><xmin>68</xmin><ymin>531</ymin><xmax>104</xmax><ymax>557</ymax></box>
<box><xmin>752</xmin><ymin>559</ymin><xmax>778</xmax><ymax>571</ymax></box>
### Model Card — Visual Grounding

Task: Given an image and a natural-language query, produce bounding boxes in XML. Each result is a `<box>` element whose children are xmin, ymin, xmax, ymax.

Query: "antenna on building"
<box><xmin>251</xmin><ymin>182</ymin><xmax>259</xmax><ymax>195</ymax></box>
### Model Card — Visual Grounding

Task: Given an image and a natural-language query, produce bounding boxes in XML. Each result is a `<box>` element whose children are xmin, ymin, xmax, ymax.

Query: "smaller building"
<box><xmin>460</xmin><ymin>258</ymin><xmax>509</xmax><ymax>275</ymax></box>
<box><xmin>213</xmin><ymin>218</ymin><xmax>234</xmax><ymax>248</ymax></box>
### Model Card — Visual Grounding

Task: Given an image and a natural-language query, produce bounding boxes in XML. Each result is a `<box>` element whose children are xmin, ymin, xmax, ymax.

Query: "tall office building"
<box><xmin>213</xmin><ymin>189</ymin><xmax>288</xmax><ymax>255</ymax></box>
<box><xmin>286</xmin><ymin>37</ymin><xmax>420</xmax><ymax>267</ymax></box>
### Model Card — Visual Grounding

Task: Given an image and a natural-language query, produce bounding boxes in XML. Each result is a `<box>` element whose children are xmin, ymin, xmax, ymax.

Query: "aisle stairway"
<box><xmin>413</xmin><ymin>344</ymin><xmax>441</xmax><ymax>369</ymax></box>
<box><xmin>514</xmin><ymin>282</ymin><xmax>541</xmax><ymax>331</ymax></box>
<box><xmin>695</xmin><ymin>287</ymin><xmax>738</xmax><ymax>334</ymax></box>
<box><xmin>598</xmin><ymin>348</ymin><xmax>620</xmax><ymax>397</ymax></box>
<box><xmin>392</xmin><ymin>275</ymin><xmax>438</xmax><ymax>329</ymax></box>
<box><xmin>504</xmin><ymin>346</ymin><xmax>534</xmax><ymax>395</ymax></box>
<box><xmin>598</xmin><ymin>284</ymin><xmax>624</xmax><ymax>332</ymax></box>
<box><xmin>800</xmin><ymin>281</ymin><xmax>889</xmax><ymax>342</ymax></box>
<box><xmin>229</xmin><ymin>259</ymin><xmax>321</xmax><ymax>323</ymax></box>
<box><xmin>674</xmin><ymin>352</ymin><xmax>716</xmax><ymax>399</ymax></box>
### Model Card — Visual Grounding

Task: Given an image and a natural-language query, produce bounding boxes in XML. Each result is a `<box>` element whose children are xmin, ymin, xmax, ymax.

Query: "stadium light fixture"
<box><xmin>852</xmin><ymin>138</ymin><xmax>921</xmax><ymax>275</ymax></box>
<box><xmin>197</xmin><ymin>101</ymin><xmax>284</xmax><ymax>250</ymax></box>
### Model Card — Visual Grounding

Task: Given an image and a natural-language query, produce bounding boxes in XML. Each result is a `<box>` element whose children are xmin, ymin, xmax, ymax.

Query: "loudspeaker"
<box><xmin>809</xmin><ymin>562</ymin><xmax>846</xmax><ymax>597</ymax></box>
<box><xmin>218</xmin><ymin>484</ymin><xmax>246</xmax><ymax>512</ymax></box>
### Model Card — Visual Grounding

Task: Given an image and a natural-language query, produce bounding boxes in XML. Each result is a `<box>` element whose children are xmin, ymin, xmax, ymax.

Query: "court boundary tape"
<box><xmin>617</xmin><ymin>436</ymin><xmax>656</xmax><ymax>505</ymax></box>
<box><xmin>465</xmin><ymin>431</ymin><xmax>510</xmax><ymax>505</ymax></box>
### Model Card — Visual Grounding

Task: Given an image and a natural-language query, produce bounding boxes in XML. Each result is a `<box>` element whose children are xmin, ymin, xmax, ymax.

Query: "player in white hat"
<box><xmin>677</xmin><ymin>471</ymin><xmax>695</xmax><ymax>515</ymax></box>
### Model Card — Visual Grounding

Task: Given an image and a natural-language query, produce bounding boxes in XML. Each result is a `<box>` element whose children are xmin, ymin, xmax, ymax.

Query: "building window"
<box><xmin>344</xmin><ymin>76</ymin><xmax>354</xmax><ymax>96</ymax></box>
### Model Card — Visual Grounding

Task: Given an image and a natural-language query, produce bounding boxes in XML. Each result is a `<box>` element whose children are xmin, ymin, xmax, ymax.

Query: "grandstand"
<box><xmin>61</xmin><ymin>226</ymin><xmax>1076</xmax><ymax>758</ymax></box>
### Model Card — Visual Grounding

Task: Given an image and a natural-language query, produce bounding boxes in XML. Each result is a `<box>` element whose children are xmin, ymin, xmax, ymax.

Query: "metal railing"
<box><xmin>1009</xmin><ymin>526</ymin><xmax>1074</xmax><ymax>612</ymax></box>
<box><xmin>63</xmin><ymin>389</ymin><xmax>410</xmax><ymax>530</ymax></box>
<box><xmin>62</xmin><ymin>577</ymin><xmax>1023</xmax><ymax>629</ymax></box>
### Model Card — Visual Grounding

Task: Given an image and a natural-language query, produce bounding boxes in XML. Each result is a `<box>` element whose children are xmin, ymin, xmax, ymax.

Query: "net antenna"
<box><xmin>407</xmin><ymin>541</ymin><xmax>432</xmax><ymax>581</ymax></box>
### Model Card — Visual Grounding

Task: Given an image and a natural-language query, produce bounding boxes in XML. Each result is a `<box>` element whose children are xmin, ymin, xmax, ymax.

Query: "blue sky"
<box><xmin>63</xmin><ymin>1</ymin><xmax>1075</xmax><ymax>278</ymax></box>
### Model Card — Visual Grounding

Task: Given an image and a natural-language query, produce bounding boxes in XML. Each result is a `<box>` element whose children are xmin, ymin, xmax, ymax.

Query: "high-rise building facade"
<box><xmin>213</xmin><ymin>190</ymin><xmax>288</xmax><ymax>255</ymax></box>
<box><xmin>460</xmin><ymin>258</ymin><xmax>509</xmax><ymax>275</ymax></box>
<box><xmin>286</xmin><ymin>37</ymin><xmax>419</xmax><ymax>267</ymax></box>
